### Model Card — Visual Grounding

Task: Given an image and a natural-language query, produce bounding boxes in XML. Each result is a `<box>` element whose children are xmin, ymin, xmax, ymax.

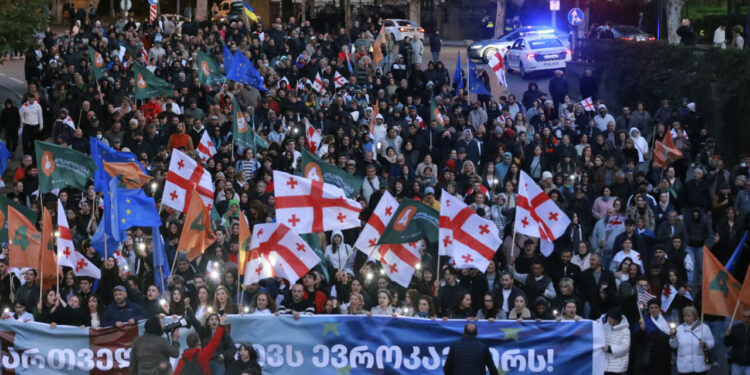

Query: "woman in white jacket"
<box><xmin>323</xmin><ymin>230</ymin><xmax>352</xmax><ymax>271</ymax></box>
<box><xmin>603</xmin><ymin>308</ymin><xmax>630</xmax><ymax>374</ymax></box>
<box><xmin>669</xmin><ymin>306</ymin><xmax>715</xmax><ymax>374</ymax></box>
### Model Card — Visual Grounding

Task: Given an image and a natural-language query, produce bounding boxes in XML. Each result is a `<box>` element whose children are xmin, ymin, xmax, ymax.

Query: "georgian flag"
<box><xmin>57</xmin><ymin>200</ymin><xmax>101</xmax><ymax>278</ymax></box>
<box><xmin>278</xmin><ymin>76</ymin><xmax>291</xmax><ymax>90</ymax></box>
<box><xmin>375</xmin><ymin>241</ymin><xmax>423</xmax><ymax>288</ymax></box>
<box><xmin>312</xmin><ymin>73</ymin><xmax>324</xmax><ymax>93</ymax></box>
<box><xmin>61</xmin><ymin>116</ymin><xmax>75</xmax><ymax>130</ymax></box>
<box><xmin>243</xmin><ymin>223</ymin><xmax>320</xmax><ymax>285</ymax></box>
<box><xmin>515</xmin><ymin>171</ymin><xmax>570</xmax><ymax>256</ymax></box>
<box><xmin>439</xmin><ymin>191</ymin><xmax>501</xmax><ymax>272</ymax></box>
<box><xmin>354</xmin><ymin>191</ymin><xmax>399</xmax><ymax>254</ymax></box>
<box><xmin>334</xmin><ymin>71</ymin><xmax>347</xmax><ymax>88</ymax></box>
<box><xmin>273</xmin><ymin>170</ymin><xmax>361</xmax><ymax>234</ymax></box>
<box><xmin>162</xmin><ymin>149</ymin><xmax>214</xmax><ymax>212</ymax></box>
<box><xmin>305</xmin><ymin>119</ymin><xmax>322</xmax><ymax>155</ymax></box>
<box><xmin>487</xmin><ymin>51</ymin><xmax>508</xmax><ymax>88</ymax></box>
<box><xmin>196</xmin><ymin>131</ymin><xmax>217</xmax><ymax>162</ymax></box>
<box><xmin>580</xmin><ymin>97</ymin><xmax>595</xmax><ymax>112</ymax></box>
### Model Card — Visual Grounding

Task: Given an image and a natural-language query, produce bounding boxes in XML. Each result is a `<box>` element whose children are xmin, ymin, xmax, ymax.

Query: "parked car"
<box><xmin>468</xmin><ymin>26</ymin><xmax>570</xmax><ymax>62</ymax></box>
<box><xmin>594</xmin><ymin>25</ymin><xmax>655</xmax><ymax>41</ymax></box>
<box><xmin>212</xmin><ymin>0</ymin><xmax>244</xmax><ymax>23</ymax></box>
<box><xmin>384</xmin><ymin>19</ymin><xmax>425</xmax><ymax>41</ymax></box>
<box><xmin>504</xmin><ymin>36</ymin><xmax>572</xmax><ymax>79</ymax></box>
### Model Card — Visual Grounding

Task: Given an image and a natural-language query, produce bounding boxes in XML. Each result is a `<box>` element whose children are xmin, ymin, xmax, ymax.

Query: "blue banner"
<box><xmin>224</xmin><ymin>315</ymin><xmax>604</xmax><ymax>374</ymax></box>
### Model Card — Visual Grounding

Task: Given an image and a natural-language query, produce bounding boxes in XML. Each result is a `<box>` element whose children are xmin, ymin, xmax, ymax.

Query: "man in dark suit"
<box><xmin>444</xmin><ymin>323</ymin><xmax>499</xmax><ymax>375</ymax></box>
<box><xmin>579</xmin><ymin>254</ymin><xmax>617</xmax><ymax>319</ymax></box>
<box><xmin>493</xmin><ymin>272</ymin><xmax>527</xmax><ymax>318</ymax></box>
<box><xmin>549</xmin><ymin>248</ymin><xmax>582</xmax><ymax>293</ymax></box>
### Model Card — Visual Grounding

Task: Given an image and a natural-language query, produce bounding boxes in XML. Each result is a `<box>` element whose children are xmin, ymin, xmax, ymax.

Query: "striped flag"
<box><xmin>196</xmin><ymin>131</ymin><xmax>217</xmax><ymax>162</ymax></box>
<box><xmin>149</xmin><ymin>4</ymin><xmax>158</xmax><ymax>23</ymax></box>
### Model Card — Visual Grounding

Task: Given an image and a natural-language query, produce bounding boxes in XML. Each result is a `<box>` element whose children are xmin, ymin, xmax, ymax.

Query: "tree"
<box><xmin>409</xmin><ymin>1</ymin><xmax>421</xmax><ymax>25</ymax></box>
<box><xmin>0</xmin><ymin>0</ymin><xmax>48</xmax><ymax>58</ymax></box>
<box><xmin>666</xmin><ymin>0</ymin><xmax>685</xmax><ymax>44</ymax></box>
<box><xmin>494</xmin><ymin>0</ymin><xmax>507</xmax><ymax>38</ymax></box>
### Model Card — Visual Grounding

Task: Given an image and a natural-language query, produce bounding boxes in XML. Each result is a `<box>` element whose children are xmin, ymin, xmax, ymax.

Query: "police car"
<box><xmin>468</xmin><ymin>26</ymin><xmax>570</xmax><ymax>62</ymax></box>
<box><xmin>504</xmin><ymin>36</ymin><xmax>571</xmax><ymax>79</ymax></box>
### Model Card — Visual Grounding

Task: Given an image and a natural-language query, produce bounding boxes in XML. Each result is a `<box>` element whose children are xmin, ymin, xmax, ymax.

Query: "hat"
<box><xmin>113</xmin><ymin>285</ymin><xmax>127</xmax><ymax>293</ymax></box>
<box><xmin>542</xmin><ymin>171</ymin><xmax>553</xmax><ymax>180</ymax></box>
<box><xmin>424</xmin><ymin>187</ymin><xmax>435</xmax><ymax>195</ymax></box>
<box><xmin>457</xmin><ymin>147</ymin><xmax>467</xmax><ymax>154</ymax></box>
<box><xmin>408</xmin><ymin>105</ymin><xmax>417</xmax><ymax>110</ymax></box>
<box><xmin>494</xmin><ymin>126</ymin><xmax>503</xmax><ymax>134</ymax></box>
<box><xmin>210</xmin><ymin>115</ymin><xmax>219</xmax><ymax>120</ymax></box>
<box><xmin>687</xmin><ymin>102</ymin><xmax>696</xmax><ymax>112</ymax></box>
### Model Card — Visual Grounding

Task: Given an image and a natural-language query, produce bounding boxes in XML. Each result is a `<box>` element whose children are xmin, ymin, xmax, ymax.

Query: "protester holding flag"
<box><xmin>670</xmin><ymin>306</ymin><xmax>715</xmax><ymax>374</ymax></box>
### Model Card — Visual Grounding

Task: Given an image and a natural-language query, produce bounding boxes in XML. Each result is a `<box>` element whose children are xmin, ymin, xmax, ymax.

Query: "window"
<box><xmin>528</xmin><ymin>39</ymin><xmax>563</xmax><ymax>50</ymax></box>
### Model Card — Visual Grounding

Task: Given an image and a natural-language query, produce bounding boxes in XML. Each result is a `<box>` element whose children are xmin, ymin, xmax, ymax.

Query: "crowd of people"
<box><xmin>1</xmin><ymin>4</ymin><xmax>750</xmax><ymax>375</ymax></box>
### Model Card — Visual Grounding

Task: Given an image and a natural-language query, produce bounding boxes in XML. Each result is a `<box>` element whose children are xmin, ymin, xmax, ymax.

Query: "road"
<box><xmin>0</xmin><ymin>58</ymin><xmax>26</xmax><ymax>106</ymax></box>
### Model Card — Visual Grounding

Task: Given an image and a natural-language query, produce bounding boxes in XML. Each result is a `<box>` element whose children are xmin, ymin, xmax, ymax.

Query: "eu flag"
<box><xmin>453</xmin><ymin>52</ymin><xmax>464</xmax><ymax>90</ymax></box>
<box><xmin>90</xmin><ymin>137</ymin><xmax>145</xmax><ymax>192</ymax></box>
<box><xmin>105</xmin><ymin>175</ymin><xmax>161</xmax><ymax>242</ymax></box>
<box><xmin>226</xmin><ymin>49</ymin><xmax>266</xmax><ymax>90</ymax></box>
<box><xmin>223</xmin><ymin>44</ymin><xmax>234</xmax><ymax>72</ymax></box>
<box><xmin>0</xmin><ymin>140</ymin><xmax>11</xmax><ymax>182</ymax></box>
<box><xmin>468</xmin><ymin>59</ymin><xmax>492</xmax><ymax>96</ymax></box>
<box><xmin>152</xmin><ymin>226</ymin><xmax>170</xmax><ymax>292</ymax></box>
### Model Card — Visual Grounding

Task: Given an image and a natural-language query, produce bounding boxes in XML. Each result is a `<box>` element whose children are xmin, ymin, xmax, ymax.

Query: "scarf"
<box><xmin>645</xmin><ymin>313</ymin><xmax>671</xmax><ymax>335</ymax></box>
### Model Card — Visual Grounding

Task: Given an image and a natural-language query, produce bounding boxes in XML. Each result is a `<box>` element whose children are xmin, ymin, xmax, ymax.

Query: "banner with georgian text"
<box><xmin>0</xmin><ymin>316</ymin><xmax>604</xmax><ymax>374</ymax></box>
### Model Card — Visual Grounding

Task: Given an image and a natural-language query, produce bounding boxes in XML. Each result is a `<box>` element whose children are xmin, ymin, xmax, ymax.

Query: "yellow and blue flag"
<box><xmin>244</xmin><ymin>2</ymin><xmax>259</xmax><ymax>22</ymax></box>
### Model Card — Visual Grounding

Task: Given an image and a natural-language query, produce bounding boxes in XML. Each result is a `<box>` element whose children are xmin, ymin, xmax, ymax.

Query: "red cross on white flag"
<box><xmin>312</xmin><ymin>73</ymin><xmax>324</xmax><ymax>93</ymax></box>
<box><xmin>243</xmin><ymin>223</ymin><xmax>320</xmax><ymax>285</ymax></box>
<box><xmin>487</xmin><ymin>51</ymin><xmax>509</xmax><ymax>88</ymax></box>
<box><xmin>305</xmin><ymin>119</ymin><xmax>322</xmax><ymax>155</ymax></box>
<box><xmin>580</xmin><ymin>97</ymin><xmax>595</xmax><ymax>112</ymax></box>
<box><xmin>273</xmin><ymin>170</ymin><xmax>362</xmax><ymax>234</ymax></box>
<box><xmin>334</xmin><ymin>71</ymin><xmax>347</xmax><ymax>88</ymax></box>
<box><xmin>439</xmin><ymin>190</ymin><xmax>501</xmax><ymax>272</ymax></box>
<box><xmin>162</xmin><ymin>149</ymin><xmax>215</xmax><ymax>212</ymax></box>
<box><xmin>57</xmin><ymin>200</ymin><xmax>101</xmax><ymax>278</ymax></box>
<box><xmin>196</xmin><ymin>131</ymin><xmax>217</xmax><ymax>163</ymax></box>
<box><xmin>515</xmin><ymin>171</ymin><xmax>570</xmax><ymax>256</ymax></box>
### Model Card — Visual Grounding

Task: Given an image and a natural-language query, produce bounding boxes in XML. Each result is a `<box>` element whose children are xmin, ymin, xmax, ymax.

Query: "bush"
<box><xmin>585</xmin><ymin>40</ymin><xmax>750</xmax><ymax>163</ymax></box>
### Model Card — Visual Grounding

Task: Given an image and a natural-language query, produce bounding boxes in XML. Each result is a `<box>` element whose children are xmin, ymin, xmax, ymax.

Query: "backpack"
<box><xmin>180</xmin><ymin>353</ymin><xmax>203</xmax><ymax>375</ymax></box>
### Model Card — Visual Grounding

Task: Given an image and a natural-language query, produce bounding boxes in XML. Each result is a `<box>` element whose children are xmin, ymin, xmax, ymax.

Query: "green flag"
<box><xmin>430</xmin><ymin>96</ymin><xmax>446</xmax><ymax>131</ymax></box>
<box><xmin>232</xmin><ymin>96</ymin><xmax>267</xmax><ymax>150</ymax></box>
<box><xmin>134</xmin><ymin>63</ymin><xmax>173</xmax><ymax>99</ymax></box>
<box><xmin>378</xmin><ymin>199</ymin><xmax>439</xmax><ymax>244</ymax></box>
<box><xmin>88</xmin><ymin>46</ymin><xmax>107</xmax><ymax>80</ymax></box>
<box><xmin>0</xmin><ymin>196</ymin><xmax>37</xmax><ymax>243</ymax></box>
<box><xmin>301</xmin><ymin>148</ymin><xmax>362</xmax><ymax>199</ymax></box>
<box><xmin>34</xmin><ymin>140</ymin><xmax>97</xmax><ymax>193</ymax></box>
<box><xmin>196</xmin><ymin>51</ymin><xmax>226</xmax><ymax>86</ymax></box>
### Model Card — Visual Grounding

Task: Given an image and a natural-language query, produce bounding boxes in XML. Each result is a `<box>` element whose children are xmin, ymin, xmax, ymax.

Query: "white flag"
<box><xmin>487</xmin><ymin>51</ymin><xmax>509</xmax><ymax>88</ymax></box>
<box><xmin>439</xmin><ymin>191</ymin><xmax>501</xmax><ymax>272</ymax></box>
<box><xmin>243</xmin><ymin>223</ymin><xmax>320</xmax><ymax>285</ymax></box>
<box><xmin>57</xmin><ymin>200</ymin><xmax>101</xmax><ymax>278</ymax></box>
<box><xmin>162</xmin><ymin>149</ymin><xmax>215</xmax><ymax>211</ymax></box>
<box><xmin>312</xmin><ymin>73</ymin><xmax>324</xmax><ymax>93</ymax></box>
<box><xmin>196</xmin><ymin>131</ymin><xmax>217</xmax><ymax>162</ymax></box>
<box><xmin>334</xmin><ymin>71</ymin><xmax>347</xmax><ymax>88</ymax></box>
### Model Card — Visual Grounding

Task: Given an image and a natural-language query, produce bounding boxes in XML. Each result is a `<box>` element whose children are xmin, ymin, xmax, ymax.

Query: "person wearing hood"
<box><xmin>629</xmin><ymin>127</ymin><xmax>649</xmax><ymax>169</ymax></box>
<box><xmin>173</xmin><ymin>314</ymin><xmax>227</xmax><ymax>375</ymax></box>
<box><xmin>495</xmin><ymin>152</ymin><xmax>513</xmax><ymax>183</ymax></box>
<box><xmin>522</xmin><ymin>82</ymin><xmax>544</xmax><ymax>110</ymax></box>
<box><xmin>457</xmin><ymin>129</ymin><xmax>481</xmax><ymax>167</ymax></box>
<box><xmin>1</xmin><ymin>99</ymin><xmax>20</xmax><ymax>153</ymax></box>
<box><xmin>594</xmin><ymin>104</ymin><xmax>616</xmax><ymax>133</ymax></box>
<box><xmin>324</xmin><ymin>230</ymin><xmax>353</xmax><ymax>272</ymax></box>
<box><xmin>468</xmin><ymin>102</ymin><xmax>487</xmax><ymax>131</ymax></box>
<box><xmin>131</xmin><ymin>316</ymin><xmax>181</xmax><ymax>375</ymax></box>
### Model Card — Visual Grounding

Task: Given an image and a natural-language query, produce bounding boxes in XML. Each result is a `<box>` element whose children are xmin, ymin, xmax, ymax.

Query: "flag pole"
<box><xmin>159</xmin><ymin>265</ymin><xmax>166</xmax><ymax>295</ymax></box>
<box><xmin>728</xmin><ymin>296</ymin><xmax>743</xmax><ymax>329</ymax></box>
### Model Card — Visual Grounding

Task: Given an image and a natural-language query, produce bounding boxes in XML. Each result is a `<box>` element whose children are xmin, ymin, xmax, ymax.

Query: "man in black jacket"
<box><xmin>444</xmin><ymin>323</ymin><xmax>499</xmax><ymax>375</ymax></box>
<box><xmin>725</xmin><ymin>309</ymin><xmax>750</xmax><ymax>373</ymax></box>
<box><xmin>579</xmin><ymin>254</ymin><xmax>617</xmax><ymax>319</ymax></box>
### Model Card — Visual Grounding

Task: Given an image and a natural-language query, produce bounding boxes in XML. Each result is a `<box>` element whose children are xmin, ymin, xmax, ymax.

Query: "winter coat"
<box><xmin>604</xmin><ymin>319</ymin><xmax>631</xmax><ymax>373</ymax></box>
<box><xmin>669</xmin><ymin>322</ymin><xmax>715</xmax><ymax>373</ymax></box>
<box><xmin>130</xmin><ymin>333</ymin><xmax>180</xmax><ymax>375</ymax></box>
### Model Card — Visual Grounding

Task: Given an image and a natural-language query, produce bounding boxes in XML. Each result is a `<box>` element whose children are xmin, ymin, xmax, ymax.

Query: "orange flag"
<box><xmin>8</xmin><ymin>206</ymin><xmax>42</xmax><ymax>270</ymax></box>
<box><xmin>103</xmin><ymin>161</ymin><xmax>153</xmax><ymax>189</ymax></box>
<box><xmin>368</xmin><ymin>100</ymin><xmax>379</xmax><ymax>135</ymax></box>
<box><xmin>702</xmin><ymin>246</ymin><xmax>750</xmax><ymax>318</ymax></box>
<box><xmin>178</xmin><ymin>189</ymin><xmax>215</xmax><ymax>261</ymax></box>
<box><xmin>372</xmin><ymin>24</ymin><xmax>385</xmax><ymax>65</ymax></box>
<box><xmin>40</xmin><ymin>207</ymin><xmax>58</xmax><ymax>279</ymax></box>
<box><xmin>653</xmin><ymin>127</ymin><xmax>683</xmax><ymax>168</ymax></box>
<box><xmin>739</xmin><ymin>267</ymin><xmax>750</xmax><ymax>313</ymax></box>
<box><xmin>238</xmin><ymin>214</ymin><xmax>251</xmax><ymax>275</ymax></box>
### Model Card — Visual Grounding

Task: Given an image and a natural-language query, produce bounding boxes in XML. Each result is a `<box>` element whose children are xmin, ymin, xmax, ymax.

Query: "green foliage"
<box><xmin>0</xmin><ymin>0</ymin><xmax>49</xmax><ymax>57</ymax></box>
<box><xmin>587</xmin><ymin>40</ymin><xmax>750</xmax><ymax>163</ymax></box>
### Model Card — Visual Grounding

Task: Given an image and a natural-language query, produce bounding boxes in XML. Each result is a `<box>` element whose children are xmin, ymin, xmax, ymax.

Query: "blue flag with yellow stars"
<box><xmin>226</xmin><ymin>49</ymin><xmax>266</xmax><ymax>91</ymax></box>
<box><xmin>222</xmin><ymin>43</ymin><xmax>234</xmax><ymax>73</ymax></box>
<box><xmin>453</xmin><ymin>51</ymin><xmax>463</xmax><ymax>90</ymax></box>
<box><xmin>468</xmin><ymin>59</ymin><xmax>492</xmax><ymax>96</ymax></box>
<box><xmin>90</xmin><ymin>137</ymin><xmax>145</xmax><ymax>192</ymax></box>
<box><xmin>105</xmin><ymin>175</ymin><xmax>161</xmax><ymax>242</ymax></box>
<box><xmin>152</xmin><ymin>225</ymin><xmax>170</xmax><ymax>292</ymax></box>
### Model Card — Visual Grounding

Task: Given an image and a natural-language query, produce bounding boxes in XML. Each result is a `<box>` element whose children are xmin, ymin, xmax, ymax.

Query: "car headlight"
<box><xmin>470</xmin><ymin>44</ymin><xmax>482</xmax><ymax>49</ymax></box>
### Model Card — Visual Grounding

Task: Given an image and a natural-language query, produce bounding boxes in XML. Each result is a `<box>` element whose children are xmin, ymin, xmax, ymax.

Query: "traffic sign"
<box><xmin>148</xmin><ymin>0</ymin><xmax>159</xmax><ymax>4</ymax></box>
<box><xmin>120</xmin><ymin>0</ymin><xmax>132</xmax><ymax>10</ymax></box>
<box><xmin>568</xmin><ymin>8</ymin><xmax>584</xmax><ymax>26</ymax></box>
<box><xmin>550</xmin><ymin>0</ymin><xmax>560</xmax><ymax>11</ymax></box>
